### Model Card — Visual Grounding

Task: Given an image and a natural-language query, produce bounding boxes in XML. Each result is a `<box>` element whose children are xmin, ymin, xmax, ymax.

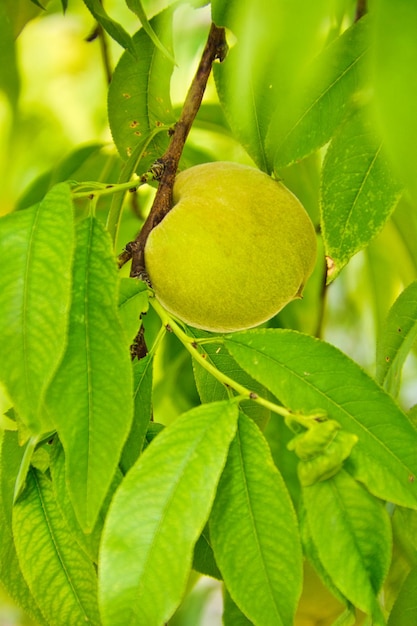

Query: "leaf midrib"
<box><xmin>33</xmin><ymin>470</ymin><xmax>92</xmax><ymax>622</ymax></box>
<box><xmin>226</xmin><ymin>336</ymin><xmax>416</xmax><ymax>479</ymax></box>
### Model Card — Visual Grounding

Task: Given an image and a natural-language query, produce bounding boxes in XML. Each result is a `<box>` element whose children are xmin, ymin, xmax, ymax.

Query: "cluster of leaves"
<box><xmin>1</xmin><ymin>1</ymin><xmax>417</xmax><ymax>625</ymax></box>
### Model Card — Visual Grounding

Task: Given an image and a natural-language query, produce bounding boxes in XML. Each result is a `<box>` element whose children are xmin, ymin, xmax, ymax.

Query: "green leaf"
<box><xmin>193</xmin><ymin>527</ymin><xmax>222</xmax><ymax>581</ymax></box>
<box><xmin>120</xmin><ymin>353</ymin><xmax>153</xmax><ymax>473</ymax></box>
<box><xmin>213</xmin><ymin>44</ymin><xmax>270</xmax><ymax>171</ymax></box>
<box><xmin>0</xmin><ymin>1</ymin><xmax>20</xmax><ymax>107</ymax></box>
<box><xmin>303</xmin><ymin>471</ymin><xmax>391</xmax><ymax>622</ymax></box>
<box><xmin>362</xmin><ymin>203</ymin><xmax>417</xmax><ymax>351</ymax></box>
<box><xmin>299</xmin><ymin>515</ymin><xmax>351</xmax><ymax>617</ymax></box>
<box><xmin>223</xmin><ymin>588</ymin><xmax>253</xmax><ymax>626</ymax></box>
<box><xmin>118</xmin><ymin>277</ymin><xmax>149</xmax><ymax>345</ymax></box>
<box><xmin>0</xmin><ymin>183</ymin><xmax>74</xmax><ymax>433</ymax></box>
<box><xmin>108</xmin><ymin>10</ymin><xmax>175</xmax><ymax>168</ymax></box>
<box><xmin>391</xmin><ymin>197</ymin><xmax>417</xmax><ymax>279</ymax></box>
<box><xmin>49</xmin><ymin>440</ymin><xmax>102</xmax><ymax>563</ymax></box>
<box><xmin>321</xmin><ymin>106</ymin><xmax>402</xmax><ymax>282</ymax></box>
<box><xmin>210</xmin><ymin>412</ymin><xmax>302</xmax><ymax>626</ymax></box>
<box><xmin>82</xmin><ymin>0</ymin><xmax>135</xmax><ymax>55</ymax></box>
<box><xmin>106</xmin><ymin>126</ymin><xmax>168</xmax><ymax>245</ymax></box>
<box><xmin>143</xmin><ymin>421</ymin><xmax>164</xmax><ymax>448</ymax></box>
<box><xmin>0</xmin><ymin>432</ymin><xmax>47</xmax><ymax>625</ymax></box>
<box><xmin>13</xmin><ymin>432</ymin><xmax>51</xmax><ymax>502</ymax></box>
<box><xmin>376</xmin><ymin>280</ymin><xmax>417</xmax><ymax>396</ymax></box>
<box><xmin>12</xmin><ymin>468</ymin><xmax>100</xmax><ymax>625</ymax></box>
<box><xmin>364</xmin><ymin>218</ymin><xmax>417</xmax><ymax>336</ymax></box>
<box><xmin>98</xmin><ymin>400</ymin><xmax>239</xmax><ymax>626</ymax></box>
<box><xmin>264</xmin><ymin>411</ymin><xmax>301</xmax><ymax>507</ymax></box>
<box><xmin>387</xmin><ymin>564</ymin><xmax>417</xmax><ymax>626</ymax></box>
<box><xmin>45</xmin><ymin>217</ymin><xmax>133</xmax><ymax>531</ymax></box>
<box><xmin>16</xmin><ymin>143</ymin><xmax>118</xmax><ymax>211</ymax></box>
<box><xmin>391</xmin><ymin>505</ymin><xmax>417</xmax><ymax>564</ymax></box>
<box><xmin>50</xmin><ymin>438</ymin><xmax>123</xmax><ymax>565</ymax></box>
<box><xmin>4</xmin><ymin>0</ymin><xmax>43</xmax><ymax>36</ymax></box>
<box><xmin>132</xmin><ymin>0</ymin><xmax>180</xmax><ymax>19</ymax></box>
<box><xmin>371</xmin><ymin>0</ymin><xmax>417</xmax><ymax>205</ymax></box>
<box><xmin>266</xmin><ymin>16</ymin><xmax>370</xmax><ymax>170</ymax></box>
<box><xmin>126</xmin><ymin>0</ymin><xmax>176</xmax><ymax>63</ymax></box>
<box><xmin>213</xmin><ymin>0</ymin><xmax>336</xmax><ymax>171</ymax></box>
<box><xmin>224</xmin><ymin>329</ymin><xmax>417</xmax><ymax>509</ymax></box>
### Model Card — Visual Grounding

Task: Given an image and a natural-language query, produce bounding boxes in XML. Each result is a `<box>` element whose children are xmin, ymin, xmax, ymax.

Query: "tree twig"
<box><xmin>130</xmin><ymin>324</ymin><xmax>148</xmax><ymax>361</ymax></box>
<box><xmin>97</xmin><ymin>22</ymin><xmax>113</xmax><ymax>86</ymax></box>
<box><xmin>355</xmin><ymin>0</ymin><xmax>367</xmax><ymax>21</ymax></box>
<box><xmin>126</xmin><ymin>23</ymin><xmax>227</xmax><ymax>280</ymax></box>
<box><xmin>86</xmin><ymin>22</ymin><xmax>113</xmax><ymax>85</ymax></box>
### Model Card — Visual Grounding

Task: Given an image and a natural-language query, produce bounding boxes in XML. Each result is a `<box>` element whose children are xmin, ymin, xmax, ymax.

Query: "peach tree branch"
<box><xmin>124</xmin><ymin>22</ymin><xmax>227</xmax><ymax>279</ymax></box>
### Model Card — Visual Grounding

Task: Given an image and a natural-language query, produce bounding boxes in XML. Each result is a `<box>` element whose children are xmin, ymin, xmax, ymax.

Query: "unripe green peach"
<box><xmin>144</xmin><ymin>161</ymin><xmax>317</xmax><ymax>333</ymax></box>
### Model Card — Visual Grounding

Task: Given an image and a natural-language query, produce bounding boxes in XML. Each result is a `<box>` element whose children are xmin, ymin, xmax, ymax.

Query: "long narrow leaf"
<box><xmin>210</xmin><ymin>412</ymin><xmax>302</xmax><ymax>626</ymax></box>
<box><xmin>223</xmin><ymin>589</ymin><xmax>253</xmax><ymax>626</ymax></box>
<box><xmin>45</xmin><ymin>217</ymin><xmax>133</xmax><ymax>531</ymax></box>
<box><xmin>303</xmin><ymin>471</ymin><xmax>391</xmax><ymax>623</ymax></box>
<box><xmin>376</xmin><ymin>280</ymin><xmax>417</xmax><ymax>396</ymax></box>
<box><xmin>372</xmin><ymin>0</ymin><xmax>417</xmax><ymax>205</ymax></box>
<box><xmin>13</xmin><ymin>468</ymin><xmax>100</xmax><ymax>625</ymax></box>
<box><xmin>387</xmin><ymin>565</ymin><xmax>417</xmax><ymax>626</ymax></box>
<box><xmin>108</xmin><ymin>10</ymin><xmax>175</xmax><ymax>169</ymax></box>
<box><xmin>120</xmin><ymin>354</ymin><xmax>153</xmax><ymax>473</ymax></box>
<box><xmin>49</xmin><ymin>440</ymin><xmax>102</xmax><ymax>563</ymax></box>
<box><xmin>0</xmin><ymin>1</ymin><xmax>20</xmax><ymax>107</ymax></box>
<box><xmin>225</xmin><ymin>329</ymin><xmax>417</xmax><ymax>509</ymax></box>
<box><xmin>213</xmin><ymin>0</ymin><xmax>335</xmax><ymax>171</ymax></box>
<box><xmin>82</xmin><ymin>0</ymin><xmax>135</xmax><ymax>55</ymax></box>
<box><xmin>193</xmin><ymin>528</ymin><xmax>222</xmax><ymax>581</ymax></box>
<box><xmin>126</xmin><ymin>0</ymin><xmax>175</xmax><ymax>63</ymax></box>
<box><xmin>0</xmin><ymin>432</ymin><xmax>47</xmax><ymax>625</ymax></box>
<box><xmin>266</xmin><ymin>17</ymin><xmax>370</xmax><ymax>170</ymax></box>
<box><xmin>0</xmin><ymin>183</ymin><xmax>74</xmax><ymax>433</ymax></box>
<box><xmin>98</xmin><ymin>400</ymin><xmax>239</xmax><ymax>626</ymax></box>
<box><xmin>321</xmin><ymin>106</ymin><xmax>402</xmax><ymax>282</ymax></box>
<box><xmin>117</xmin><ymin>277</ymin><xmax>148</xmax><ymax>345</ymax></box>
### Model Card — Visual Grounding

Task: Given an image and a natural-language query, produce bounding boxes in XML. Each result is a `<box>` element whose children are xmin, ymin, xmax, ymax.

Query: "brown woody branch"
<box><xmin>123</xmin><ymin>23</ymin><xmax>227</xmax><ymax>280</ymax></box>
<box><xmin>86</xmin><ymin>23</ymin><xmax>113</xmax><ymax>86</ymax></box>
<box><xmin>355</xmin><ymin>0</ymin><xmax>367</xmax><ymax>21</ymax></box>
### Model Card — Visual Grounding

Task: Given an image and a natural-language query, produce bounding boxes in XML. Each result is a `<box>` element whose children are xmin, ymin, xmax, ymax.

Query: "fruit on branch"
<box><xmin>144</xmin><ymin>161</ymin><xmax>317</xmax><ymax>332</ymax></box>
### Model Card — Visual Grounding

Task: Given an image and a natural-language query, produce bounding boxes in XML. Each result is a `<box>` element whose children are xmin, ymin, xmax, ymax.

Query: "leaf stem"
<box><xmin>96</xmin><ymin>22</ymin><xmax>113</xmax><ymax>85</ymax></box>
<box><xmin>72</xmin><ymin>179</ymin><xmax>143</xmax><ymax>200</ymax></box>
<box><xmin>86</xmin><ymin>21</ymin><xmax>113</xmax><ymax>85</ymax></box>
<box><xmin>148</xmin><ymin>296</ymin><xmax>313</xmax><ymax>425</ymax></box>
<box><xmin>13</xmin><ymin>431</ymin><xmax>55</xmax><ymax>503</ymax></box>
